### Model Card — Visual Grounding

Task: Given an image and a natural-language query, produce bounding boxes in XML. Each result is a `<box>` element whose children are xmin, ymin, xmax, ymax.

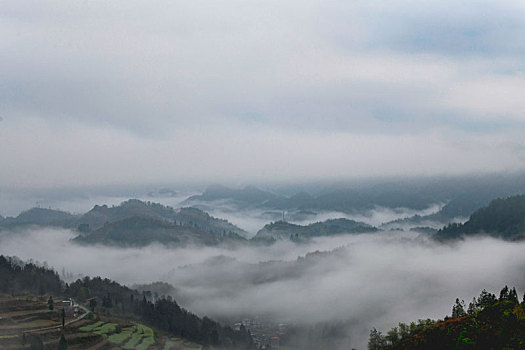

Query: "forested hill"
<box><xmin>369</xmin><ymin>286</ymin><xmax>525</xmax><ymax>350</ymax></box>
<box><xmin>73</xmin><ymin>215</ymin><xmax>246</xmax><ymax>247</ymax></box>
<box><xmin>252</xmin><ymin>218</ymin><xmax>377</xmax><ymax>243</ymax></box>
<box><xmin>0</xmin><ymin>207</ymin><xmax>79</xmax><ymax>229</ymax></box>
<box><xmin>0</xmin><ymin>255</ymin><xmax>255</xmax><ymax>349</ymax></box>
<box><xmin>77</xmin><ymin>199</ymin><xmax>248</xmax><ymax>237</ymax></box>
<box><xmin>434</xmin><ymin>194</ymin><xmax>525</xmax><ymax>241</ymax></box>
<box><xmin>0</xmin><ymin>199</ymin><xmax>248</xmax><ymax>239</ymax></box>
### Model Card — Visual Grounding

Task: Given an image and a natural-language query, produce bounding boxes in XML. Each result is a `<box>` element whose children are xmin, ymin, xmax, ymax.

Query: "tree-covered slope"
<box><xmin>175</xmin><ymin>207</ymin><xmax>248</xmax><ymax>238</ymax></box>
<box><xmin>369</xmin><ymin>286</ymin><xmax>525</xmax><ymax>350</ymax></box>
<box><xmin>76</xmin><ymin>199</ymin><xmax>175</xmax><ymax>230</ymax></box>
<box><xmin>435</xmin><ymin>194</ymin><xmax>525</xmax><ymax>241</ymax></box>
<box><xmin>0</xmin><ymin>255</ymin><xmax>255</xmax><ymax>349</ymax></box>
<box><xmin>75</xmin><ymin>199</ymin><xmax>248</xmax><ymax>237</ymax></box>
<box><xmin>73</xmin><ymin>215</ymin><xmax>246</xmax><ymax>247</ymax></box>
<box><xmin>252</xmin><ymin>218</ymin><xmax>377</xmax><ymax>243</ymax></box>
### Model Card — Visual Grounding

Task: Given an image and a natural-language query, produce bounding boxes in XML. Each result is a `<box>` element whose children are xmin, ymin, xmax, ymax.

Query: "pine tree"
<box><xmin>499</xmin><ymin>285</ymin><xmax>510</xmax><ymax>301</ymax></box>
<box><xmin>477</xmin><ymin>289</ymin><xmax>496</xmax><ymax>308</ymax></box>
<box><xmin>368</xmin><ymin>328</ymin><xmax>386</xmax><ymax>350</ymax></box>
<box><xmin>452</xmin><ymin>298</ymin><xmax>466</xmax><ymax>318</ymax></box>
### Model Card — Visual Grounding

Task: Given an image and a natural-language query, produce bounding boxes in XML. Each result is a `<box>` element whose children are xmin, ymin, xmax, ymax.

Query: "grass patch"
<box><xmin>108</xmin><ymin>330</ymin><xmax>132</xmax><ymax>345</ymax></box>
<box><xmin>78</xmin><ymin>321</ymin><xmax>104</xmax><ymax>332</ymax></box>
<box><xmin>121</xmin><ymin>324</ymin><xmax>155</xmax><ymax>350</ymax></box>
<box><xmin>93</xmin><ymin>322</ymin><xmax>117</xmax><ymax>335</ymax></box>
<box><xmin>136</xmin><ymin>336</ymin><xmax>155</xmax><ymax>350</ymax></box>
<box><xmin>123</xmin><ymin>332</ymin><xmax>142</xmax><ymax>349</ymax></box>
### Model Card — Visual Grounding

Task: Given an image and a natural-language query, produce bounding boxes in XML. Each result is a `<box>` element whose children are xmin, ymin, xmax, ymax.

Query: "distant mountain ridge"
<box><xmin>184</xmin><ymin>184</ymin><xmax>280</xmax><ymax>206</ymax></box>
<box><xmin>184</xmin><ymin>175</ymin><xmax>525</xmax><ymax>225</ymax></box>
<box><xmin>0</xmin><ymin>198</ymin><xmax>383</xmax><ymax>247</ymax></box>
<box><xmin>434</xmin><ymin>194</ymin><xmax>525</xmax><ymax>241</ymax></box>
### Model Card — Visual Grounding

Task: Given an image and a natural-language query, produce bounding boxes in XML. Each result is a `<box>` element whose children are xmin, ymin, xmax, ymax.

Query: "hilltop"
<box><xmin>75</xmin><ymin>199</ymin><xmax>248</xmax><ymax>238</ymax></box>
<box><xmin>0</xmin><ymin>207</ymin><xmax>79</xmax><ymax>229</ymax></box>
<box><xmin>73</xmin><ymin>215</ymin><xmax>246</xmax><ymax>247</ymax></box>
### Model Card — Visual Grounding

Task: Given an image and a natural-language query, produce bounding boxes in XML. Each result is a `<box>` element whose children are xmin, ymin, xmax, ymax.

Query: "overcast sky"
<box><xmin>2</xmin><ymin>0</ymin><xmax>525</xmax><ymax>189</ymax></box>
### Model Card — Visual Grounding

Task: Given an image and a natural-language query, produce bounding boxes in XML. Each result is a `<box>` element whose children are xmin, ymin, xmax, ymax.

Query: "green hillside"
<box><xmin>369</xmin><ymin>286</ymin><xmax>525</xmax><ymax>350</ymax></box>
<box><xmin>435</xmin><ymin>195</ymin><xmax>525</xmax><ymax>241</ymax></box>
<box><xmin>252</xmin><ymin>218</ymin><xmax>377</xmax><ymax>243</ymax></box>
<box><xmin>0</xmin><ymin>255</ymin><xmax>255</xmax><ymax>350</ymax></box>
<box><xmin>73</xmin><ymin>215</ymin><xmax>246</xmax><ymax>247</ymax></box>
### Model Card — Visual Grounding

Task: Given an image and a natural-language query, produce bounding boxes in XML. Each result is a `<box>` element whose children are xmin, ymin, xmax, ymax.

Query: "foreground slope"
<box><xmin>0</xmin><ymin>255</ymin><xmax>255</xmax><ymax>350</ymax></box>
<box><xmin>369</xmin><ymin>287</ymin><xmax>525</xmax><ymax>350</ymax></box>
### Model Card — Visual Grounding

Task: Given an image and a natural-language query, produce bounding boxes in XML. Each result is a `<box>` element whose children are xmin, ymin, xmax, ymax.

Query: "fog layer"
<box><xmin>1</xmin><ymin>227</ymin><xmax>524</xmax><ymax>348</ymax></box>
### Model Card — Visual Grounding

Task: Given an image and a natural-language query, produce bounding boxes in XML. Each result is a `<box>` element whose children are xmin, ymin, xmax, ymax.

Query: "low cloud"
<box><xmin>0</xmin><ymin>227</ymin><xmax>524</xmax><ymax>348</ymax></box>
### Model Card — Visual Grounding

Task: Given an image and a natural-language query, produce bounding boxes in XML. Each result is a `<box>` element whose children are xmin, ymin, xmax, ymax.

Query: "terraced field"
<box><xmin>164</xmin><ymin>337</ymin><xmax>202</xmax><ymax>350</ymax></box>
<box><xmin>0</xmin><ymin>294</ymin><xmax>201</xmax><ymax>350</ymax></box>
<box><xmin>0</xmin><ymin>294</ymin><xmax>102</xmax><ymax>349</ymax></box>
<box><xmin>79</xmin><ymin>320</ymin><xmax>156</xmax><ymax>349</ymax></box>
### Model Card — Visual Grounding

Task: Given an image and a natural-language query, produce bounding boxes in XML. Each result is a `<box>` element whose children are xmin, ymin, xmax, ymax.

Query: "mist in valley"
<box><xmin>1</xmin><ymin>225</ymin><xmax>524</xmax><ymax>348</ymax></box>
<box><xmin>3</xmin><ymin>1</ymin><xmax>525</xmax><ymax>349</ymax></box>
<box><xmin>176</xmin><ymin>200</ymin><xmax>447</xmax><ymax>236</ymax></box>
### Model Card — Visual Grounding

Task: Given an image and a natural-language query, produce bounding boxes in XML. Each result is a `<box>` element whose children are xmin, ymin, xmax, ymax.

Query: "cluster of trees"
<box><xmin>0</xmin><ymin>256</ymin><xmax>63</xmax><ymax>295</ymax></box>
<box><xmin>0</xmin><ymin>255</ymin><xmax>255</xmax><ymax>349</ymax></box>
<box><xmin>369</xmin><ymin>286</ymin><xmax>525</xmax><ymax>350</ymax></box>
